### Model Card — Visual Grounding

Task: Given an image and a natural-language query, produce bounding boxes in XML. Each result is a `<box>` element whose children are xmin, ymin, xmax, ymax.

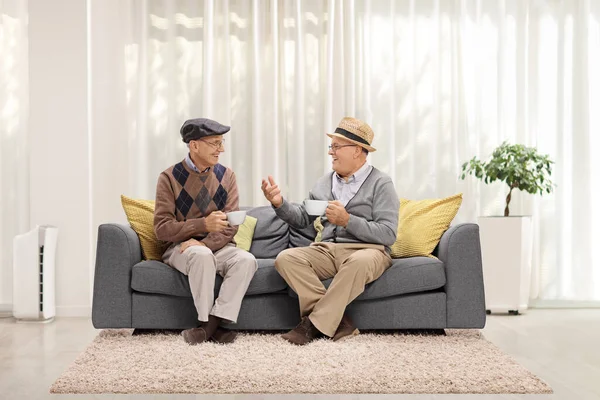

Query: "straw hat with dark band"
<box><xmin>326</xmin><ymin>117</ymin><xmax>376</xmax><ymax>152</ymax></box>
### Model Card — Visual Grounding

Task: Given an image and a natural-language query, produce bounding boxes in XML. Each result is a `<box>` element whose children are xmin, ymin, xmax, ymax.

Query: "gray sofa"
<box><xmin>92</xmin><ymin>205</ymin><xmax>486</xmax><ymax>331</ymax></box>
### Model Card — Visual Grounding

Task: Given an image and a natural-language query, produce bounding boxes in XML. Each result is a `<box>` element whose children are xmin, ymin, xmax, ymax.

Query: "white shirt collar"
<box><xmin>185</xmin><ymin>153</ymin><xmax>210</xmax><ymax>173</ymax></box>
<box><xmin>335</xmin><ymin>161</ymin><xmax>370</xmax><ymax>183</ymax></box>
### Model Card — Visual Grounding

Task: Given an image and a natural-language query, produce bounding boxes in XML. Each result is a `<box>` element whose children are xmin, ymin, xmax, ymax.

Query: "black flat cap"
<box><xmin>180</xmin><ymin>118</ymin><xmax>230</xmax><ymax>143</ymax></box>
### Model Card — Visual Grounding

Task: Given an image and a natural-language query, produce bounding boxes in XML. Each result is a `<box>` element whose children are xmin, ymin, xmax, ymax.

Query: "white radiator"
<box><xmin>13</xmin><ymin>225</ymin><xmax>58</xmax><ymax>322</ymax></box>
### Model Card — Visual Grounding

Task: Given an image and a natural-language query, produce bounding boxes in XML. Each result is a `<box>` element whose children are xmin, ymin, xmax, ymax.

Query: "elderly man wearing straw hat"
<box><xmin>261</xmin><ymin>117</ymin><xmax>399</xmax><ymax>345</ymax></box>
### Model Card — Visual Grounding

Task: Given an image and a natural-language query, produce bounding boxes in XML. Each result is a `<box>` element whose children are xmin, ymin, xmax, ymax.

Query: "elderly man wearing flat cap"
<box><xmin>261</xmin><ymin>117</ymin><xmax>399</xmax><ymax>345</ymax></box>
<box><xmin>154</xmin><ymin>118</ymin><xmax>257</xmax><ymax>345</ymax></box>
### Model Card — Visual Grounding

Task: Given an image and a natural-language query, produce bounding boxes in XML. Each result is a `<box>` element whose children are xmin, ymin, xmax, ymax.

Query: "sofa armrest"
<box><xmin>91</xmin><ymin>223</ymin><xmax>142</xmax><ymax>328</ymax></box>
<box><xmin>438</xmin><ymin>223</ymin><xmax>486</xmax><ymax>328</ymax></box>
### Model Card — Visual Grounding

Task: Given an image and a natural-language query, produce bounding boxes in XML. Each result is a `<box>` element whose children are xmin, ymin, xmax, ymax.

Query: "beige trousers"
<box><xmin>275</xmin><ymin>242</ymin><xmax>392</xmax><ymax>337</ymax></box>
<box><xmin>163</xmin><ymin>243</ymin><xmax>257</xmax><ymax>324</ymax></box>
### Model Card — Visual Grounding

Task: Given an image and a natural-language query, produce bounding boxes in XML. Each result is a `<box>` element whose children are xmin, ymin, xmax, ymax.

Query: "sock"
<box><xmin>200</xmin><ymin>315</ymin><xmax>222</xmax><ymax>338</ymax></box>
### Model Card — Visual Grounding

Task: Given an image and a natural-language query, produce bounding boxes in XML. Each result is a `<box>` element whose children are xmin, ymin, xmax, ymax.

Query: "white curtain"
<box><xmin>91</xmin><ymin>0</ymin><xmax>600</xmax><ymax>302</ymax></box>
<box><xmin>0</xmin><ymin>0</ymin><xmax>29</xmax><ymax>307</ymax></box>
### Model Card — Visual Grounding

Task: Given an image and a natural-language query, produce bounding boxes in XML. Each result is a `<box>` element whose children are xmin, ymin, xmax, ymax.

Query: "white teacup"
<box><xmin>303</xmin><ymin>199</ymin><xmax>329</xmax><ymax>216</ymax></box>
<box><xmin>226</xmin><ymin>210</ymin><xmax>247</xmax><ymax>226</ymax></box>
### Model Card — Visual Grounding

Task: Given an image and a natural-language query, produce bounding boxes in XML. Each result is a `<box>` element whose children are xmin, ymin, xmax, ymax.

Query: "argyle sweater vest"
<box><xmin>154</xmin><ymin>160</ymin><xmax>239</xmax><ymax>252</ymax></box>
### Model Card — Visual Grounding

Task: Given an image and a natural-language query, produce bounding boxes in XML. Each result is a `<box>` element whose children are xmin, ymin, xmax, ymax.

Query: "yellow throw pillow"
<box><xmin>120</xmin><ymin>195</ymin><xmax>169</xmax><ymax>261</ymax></box>
<box><xmin>235</xmin><ymin>215</ymin><xmax>257</xmax><ymax>252</ymax></box>
<box><xmin>390</xmin><ymin>193</ymin><xmax>463</xmax><ymax>259</ymax></box>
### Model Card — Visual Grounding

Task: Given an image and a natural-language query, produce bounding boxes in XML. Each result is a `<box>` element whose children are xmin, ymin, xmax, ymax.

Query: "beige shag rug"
<box><xmin>50</xmin><ymin>329</ymin><xmax>552</xmax><ymax>394</ymax></box>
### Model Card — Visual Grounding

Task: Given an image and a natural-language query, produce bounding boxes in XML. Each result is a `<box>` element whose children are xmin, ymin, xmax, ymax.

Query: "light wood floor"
<box><xmin>0</xmin><ymin>309</ymin><xmax>599</xmax><ymax>400</ymax></box>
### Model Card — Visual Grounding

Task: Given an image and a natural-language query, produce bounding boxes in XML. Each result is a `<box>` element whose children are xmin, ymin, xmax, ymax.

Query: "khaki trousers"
<box><xmin>163</xmin><ymin>243</ymin><xmax>257</xmax><ymax>324</ymax></box>
<box><xmin>275</xmin><ymin>242</ymin><xmax>392</xmax><ymax>337</ymax></box>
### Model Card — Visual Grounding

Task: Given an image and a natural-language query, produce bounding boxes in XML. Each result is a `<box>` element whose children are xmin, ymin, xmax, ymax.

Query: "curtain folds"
<box><xmin>87</xmin><ymin>0</ymin><xmax>599</xmax><ymax>302</ymax></box>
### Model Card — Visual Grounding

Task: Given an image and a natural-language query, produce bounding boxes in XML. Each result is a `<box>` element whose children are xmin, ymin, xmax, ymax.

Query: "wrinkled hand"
<box><xmin>180</xmin><ymin>238</ymin><xmax>206</xmax><ymax>253</ymax></box>
<box><xmin>205</xmin><ymin>211</ymin><xmax>228</xmax><ymax>232</ymax></box>
<box><xmin>261</xmin><ymin>175</ymin><xmax>283</xmax><ymax>208</ymax></box>
<box><xmin>326</xmin><ymin>201</ymin><xmax>350</xmax><ymax>227</ymax></box>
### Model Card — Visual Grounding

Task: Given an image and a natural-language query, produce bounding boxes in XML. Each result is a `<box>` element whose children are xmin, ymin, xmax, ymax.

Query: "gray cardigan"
<box><xmin>274</xmin><ymin>167</ymin><xmax>400</xmax><ymax>253</ymax></box>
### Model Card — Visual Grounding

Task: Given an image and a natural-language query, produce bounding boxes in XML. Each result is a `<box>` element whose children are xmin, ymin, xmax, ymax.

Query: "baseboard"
<box><xmin>56</xmin><ymin>306</ymin><xmax>92</xmax><ymax>317</ymax></box>
<box><xmin>1</xmin><ymin>304</ymin><xmax>91</xmax><ymax>317</ymax></box>
<box><xmin>529</xmin><ymin>299</ymin><xmax>600</xmax><ymax>308</ymax></box>
<box><xmin>0</xmin><ymin>303</ymin><xmax>12</xmax><ymax>317</ymax></box>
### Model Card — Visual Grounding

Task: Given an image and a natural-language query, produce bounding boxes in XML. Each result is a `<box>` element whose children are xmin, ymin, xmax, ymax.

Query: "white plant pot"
<box><xmin>477</xmin><ymin>216</ymin><xmax>533</xmax><ymax>315</ymax></box>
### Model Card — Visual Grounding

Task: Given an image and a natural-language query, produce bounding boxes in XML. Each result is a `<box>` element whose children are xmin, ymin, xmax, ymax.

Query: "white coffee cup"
<box><xmin>303</xmin><ymin>199</ymin><xmax>329</xmax><ymax>216</ymax></box>
<box><xmin>226</xmin><ymin>210</ymin><xmax>247</xmax><ymax>226</ymax></box>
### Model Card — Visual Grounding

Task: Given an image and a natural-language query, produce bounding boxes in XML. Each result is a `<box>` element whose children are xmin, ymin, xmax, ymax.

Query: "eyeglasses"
<box><xmin>328</xmin><ymin>144</ymin><xmax>357</xmax><ymax>153</ymax></box>
<box><xmin>200</xmin><ymin>138</ymin><xmax>225</xmax><ymax>150</ymax></box>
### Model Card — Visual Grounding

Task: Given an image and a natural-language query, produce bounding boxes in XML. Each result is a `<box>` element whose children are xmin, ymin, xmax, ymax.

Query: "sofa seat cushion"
<box><xmin>131</xmin><ymin>258</ymin><xmax>287</xmax><ymax>297</ymax></box>
<box><xmin>287</xmin><ymin>256</ymin><xmax>446</xmax><ymax>301</ymax></box>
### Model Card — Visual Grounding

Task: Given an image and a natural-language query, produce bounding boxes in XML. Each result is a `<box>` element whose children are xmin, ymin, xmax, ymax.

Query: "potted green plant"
<box><xmin>460</xmin><ymin>142</ymin><xmax>554</xmax><ymax>216</ymax></box>
<box><xmin>460</xmin><ymin>142</ymin><xmax>555</xmax><ymax>315</ymax></box>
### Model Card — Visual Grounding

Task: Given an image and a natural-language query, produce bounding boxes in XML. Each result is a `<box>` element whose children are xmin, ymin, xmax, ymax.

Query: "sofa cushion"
<box><xmin>390</xmin><ymin>193</ymin><xmax>462</xmax><ymax>259</ymax></box>
<box><xmin>246</xmin><ymin>206</ymin><xmax>289</xmax><ymax>258</ymax></box>
<box><xmin>287</xmin><ymin>257</ymin><xmax>446</xmax><ymax>301</ymax></box>
<box><xmin>131</xmin><ymin>258</ymin><xmax>287</xmax><ymax>297</ymax></box>
<box><xmin>281</xmin><ymin>202</ymin><xmax>319</xmax><ymax>248</ymax></box>
<box><xmin>235</xmin><ymin>215</ymin><xmax>258</xmax><ymax>251</ymax></box>
<box><xmin>289</xmin><ymin>222</ymin><xmax>318</xmax><ymax>248</ymax></box>
<box><xmin>120</xmin><ymin>195</ymin><xmax>169</xmax><ymax>261</ymax></box>
<box><xmin>244</xmin><ymin>259</ymin><xmax>288</xmax><ymax>295</ymax></box>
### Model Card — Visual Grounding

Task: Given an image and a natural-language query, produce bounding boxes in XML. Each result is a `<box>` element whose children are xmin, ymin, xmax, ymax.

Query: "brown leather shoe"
<box><xmin>182</xmin><ymin>327</ymin><xmax>209</xmax><ymax>345</ymax></box>
<box><xmin>210</xmin><ymin>327</ymin><xmax>238</xmax><ymax>344</ymax></box>
<box><xmin>333</xmin><ymin>313</ymin><xmax>359</xmax><ymax>342</ymax></box>
<box><xmin>282</xmin><ymin>316</ymin><xmax>322</xmax><ymax>345</ymax></box>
